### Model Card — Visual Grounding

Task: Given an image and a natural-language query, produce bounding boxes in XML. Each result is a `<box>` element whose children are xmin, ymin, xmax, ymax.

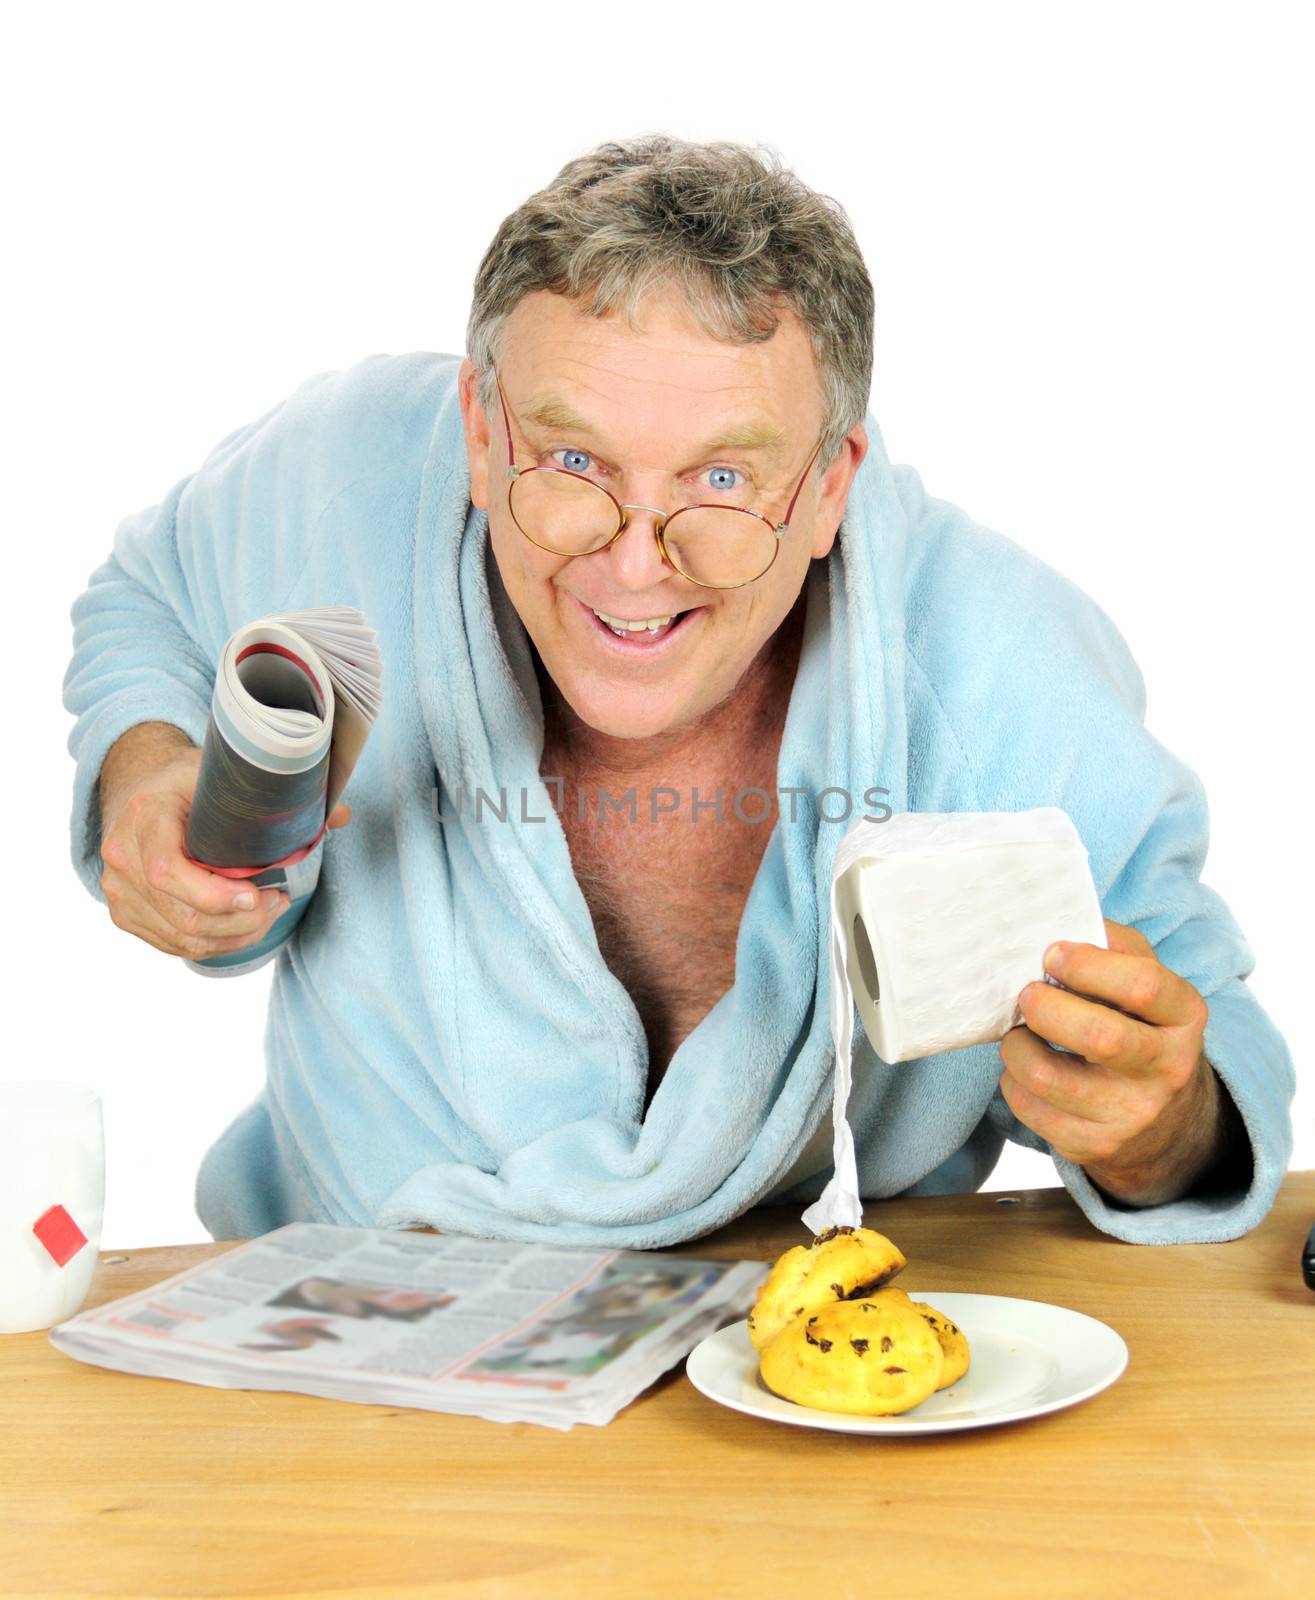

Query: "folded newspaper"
<box><xmin>48</xmin><ymin>1224</ymin><xmax>767</xmax><ymax>1430</ymax></box>
<box><xmin>183</xmin><ymin>606</ymin><xmax>383</xmax><ymax>977</ymax></box>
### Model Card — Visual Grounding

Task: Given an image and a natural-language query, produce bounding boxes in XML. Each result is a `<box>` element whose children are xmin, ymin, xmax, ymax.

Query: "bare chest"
<box><xmin>556</xmin><ymin>784</ymin><xmax>777</xmax><ymax>1096</ymax></box>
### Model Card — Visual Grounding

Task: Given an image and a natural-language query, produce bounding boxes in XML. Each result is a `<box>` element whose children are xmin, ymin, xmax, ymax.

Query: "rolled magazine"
<box><xmin>183</xmin><ymin>607</ymin><xmax>383</xmax><ymax>976</ymax></box>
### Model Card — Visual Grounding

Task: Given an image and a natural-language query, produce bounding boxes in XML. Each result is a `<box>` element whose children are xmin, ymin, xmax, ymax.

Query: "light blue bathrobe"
<box><xmin>63</xmin><ymin>353</ymin><xmax>1295</xmax><ymax>1247</ymax></box>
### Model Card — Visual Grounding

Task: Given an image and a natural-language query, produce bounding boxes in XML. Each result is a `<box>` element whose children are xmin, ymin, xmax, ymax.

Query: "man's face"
<box><xmin>458</xmin><ymin>286</ymin><xmax>866</xmax><ymax>751</ymax></box>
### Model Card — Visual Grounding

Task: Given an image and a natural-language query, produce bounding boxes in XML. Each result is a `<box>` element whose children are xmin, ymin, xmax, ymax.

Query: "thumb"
<box><xmin>327</xmin><ymin>803</ymin><xmax>353</xmax><ymax>830</ymax></box>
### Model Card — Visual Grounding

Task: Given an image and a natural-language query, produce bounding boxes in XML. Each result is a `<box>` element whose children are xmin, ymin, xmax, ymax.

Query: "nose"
<box><xmin>604</xmin><ymin>502</ymin><xmax>676</xmax><ymax>588</ymax></box>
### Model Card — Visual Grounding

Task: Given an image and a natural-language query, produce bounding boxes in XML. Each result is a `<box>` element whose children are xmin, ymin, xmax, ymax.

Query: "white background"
<box><xmin>3</xmin><ymin>1</ymin><xmax>1310</xmax><ymax>1248</ymax></box>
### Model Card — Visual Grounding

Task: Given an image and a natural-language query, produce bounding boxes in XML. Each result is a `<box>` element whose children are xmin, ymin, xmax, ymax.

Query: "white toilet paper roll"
<box><xmin>801</xmin><ymin>807</ymin><xmax>1107</xmax><ymax>1236</ymax></box>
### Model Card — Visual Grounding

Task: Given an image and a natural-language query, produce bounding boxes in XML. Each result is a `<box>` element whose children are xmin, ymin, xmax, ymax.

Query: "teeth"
<box><xmin>593</xmin><ymin>608</ymin><xmax>677</xmax><ymax>632</ymax></box>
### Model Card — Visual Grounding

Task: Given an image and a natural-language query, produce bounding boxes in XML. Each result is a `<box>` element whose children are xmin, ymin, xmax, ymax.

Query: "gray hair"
<box><xmin>466</xmin><ymin>135</ymin><xmax>874</xmax><ymax>472</ymax></box>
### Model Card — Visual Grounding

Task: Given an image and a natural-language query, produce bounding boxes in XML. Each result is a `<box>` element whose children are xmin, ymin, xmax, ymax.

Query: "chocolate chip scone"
<box><xmin>909</xmin><ymin>1300</ymin><xmax>970</xmax><ymax>1390</ymax></box>
<box><xmin>758</xmin><ymin>1287</ymin><xmax>944</xmax><ymax>1415</ymax></box>
<box><xmin>747</xmin><ymin>1225</ymin><xmax>907</xmax><ymax>1352</ymax></box>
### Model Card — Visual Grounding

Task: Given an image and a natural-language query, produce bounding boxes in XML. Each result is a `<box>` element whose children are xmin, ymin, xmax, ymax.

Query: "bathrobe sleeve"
<box><xmin>63</xmin><ymin>476</ymin><xmax>215</xmax><ymax>902</ymax></box>
<box><xmin>61</xmin><ymin>366</ymin><xmax>369</xmax><ymax>905</ymax></box>
<box><xmin>909</xmin><ymin>502</ymin><xmax>1296</xmax><ymax>1244</ymax></box>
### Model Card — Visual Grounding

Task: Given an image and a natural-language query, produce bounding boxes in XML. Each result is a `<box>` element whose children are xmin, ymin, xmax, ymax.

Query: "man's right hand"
<box><xmin>97</xmin><ymin>722</ymin><xmax>322</xmax><ymax>962</ymax></box>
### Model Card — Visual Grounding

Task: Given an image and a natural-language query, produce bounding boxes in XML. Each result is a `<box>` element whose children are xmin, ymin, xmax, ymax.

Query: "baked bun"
<box><xmin>758</xmin><ymin>1288</ymin><xmax>943</xmax><ymax>1415</ymax></box>
<box><xmin>747</xmin><ymin>1224</ymin><xmax>907</xmax><ymax>1352</ymax></box>
<box><xmin>910</xmin><ymin>1301</ymin><xmax>970</xmax><ymax>1390</ymax></box>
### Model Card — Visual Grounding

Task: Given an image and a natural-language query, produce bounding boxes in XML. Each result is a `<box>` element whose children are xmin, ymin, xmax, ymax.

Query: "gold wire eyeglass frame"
<box><xmin>493</xmin><ymin>370</ymin><xmax>826</xmax><ymax>591</ymax></box>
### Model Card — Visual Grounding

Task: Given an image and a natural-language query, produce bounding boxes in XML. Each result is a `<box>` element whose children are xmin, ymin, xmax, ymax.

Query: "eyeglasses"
<box><xmin>493</xmin><ymin>371</ymin><xmax>826</xmax><ymax>590</ymax></box>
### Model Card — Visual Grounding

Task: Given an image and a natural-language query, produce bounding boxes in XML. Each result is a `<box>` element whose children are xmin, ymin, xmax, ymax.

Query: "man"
<box><xmin>64</xmin><ymin>135</ymin><xmax>1293</xmax><ymax>1246</ymax></box>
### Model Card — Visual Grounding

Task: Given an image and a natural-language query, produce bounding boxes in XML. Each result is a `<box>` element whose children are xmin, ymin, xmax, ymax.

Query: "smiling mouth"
<box><xmin>575</xmin><ymin>596</ymin><xmax>703</xmax><ymax>649</ymax></box>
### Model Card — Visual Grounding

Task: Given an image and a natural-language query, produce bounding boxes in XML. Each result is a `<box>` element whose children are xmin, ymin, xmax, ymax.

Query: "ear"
<box><xmin>809</xmin><ymin>424</ymin><xmax>869</xmax><ymax>560</ymax></box>
<box><xmin>458</xmin><ymin>358</ymin><xmax>492</xmax><ymax>512</ymax></box>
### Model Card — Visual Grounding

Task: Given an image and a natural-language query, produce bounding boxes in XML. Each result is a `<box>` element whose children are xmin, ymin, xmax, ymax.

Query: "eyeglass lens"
<box><xmin>509</xmin><ymin>472</ymin><xmax>778</xmax><ymax>588</ymax></box>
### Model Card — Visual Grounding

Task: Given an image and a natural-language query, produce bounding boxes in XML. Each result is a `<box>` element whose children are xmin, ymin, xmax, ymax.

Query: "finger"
<box><xmin>126</xmin><ymin>864</ymin><xmax>289</xmax><ymax>941</ymax></box>
<box><xmin>1042</xmin><ymin>937</ymin><xmax>1201</xmax><ymax>1029</ymax></box>
<box><xmin>106</xmin><ymin>866</ymin><xmax>289</xmax><ymax>952</ymax></box>
<box><xmin>1019</xmin><ymin>981</ymin><xmax>1162</xmax><ymax>1075</ymax></box>
<box><xmin>1000</xmin><ymin>1025</ymin><xmax>1124</xmax><ymax>1123</ymax></box>
<box><xmin>998</xmin><ymin>1064</ymin><xmax>1126</xmax><ymax>1167</ymax></box>
<box><xmin>1102</xmin><ymin>918</ymin><xmax>1155</xmax><ymax>958</ymax></box>
<box><xmin>139</xmin><ymin>809</ymin><xmax>283</xmax><ymax>918</ymax></box>
<box><xmin>143</xmin><ymin>897</ymin><xmax>288</xmax><ymax>960</ymax></box>
<box><xmin>328</xmin><ymin>804</ymin><xmax>352</xmax><ymax>829</ymax></box>
<box><xmin>164</xmin><ymin>927</ymin><xmax>286</xmax><ymax>960</ymax></box>
<box><xmin>152</xmin><ymin>885</ymin><xmax>291</xmax><ymax>944</ymax></box>
<box><xmin>111</xmin><ymin>892</ymin><xmax>288</xmax><ymax>960</ymax></box>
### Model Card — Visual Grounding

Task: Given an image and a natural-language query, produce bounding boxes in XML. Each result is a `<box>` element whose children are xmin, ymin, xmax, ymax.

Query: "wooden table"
<box><xmin>3</xmin><ymin>1176</ymin><xmax>1313</xmax><ymax>1599</ymax></box>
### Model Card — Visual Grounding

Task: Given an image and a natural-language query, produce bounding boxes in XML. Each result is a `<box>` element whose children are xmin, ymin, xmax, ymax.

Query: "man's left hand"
<box><xmin>998</xmin><ymin>918</ymin><xmax>1220</xmax><ymax>1205</ymax></box>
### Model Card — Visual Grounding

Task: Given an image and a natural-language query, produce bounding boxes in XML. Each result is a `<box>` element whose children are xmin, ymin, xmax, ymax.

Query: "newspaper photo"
<box><xmin>48</xmin><ymin>1225</ymin><xmax>767</xmax><ymax>1430</ymax></box>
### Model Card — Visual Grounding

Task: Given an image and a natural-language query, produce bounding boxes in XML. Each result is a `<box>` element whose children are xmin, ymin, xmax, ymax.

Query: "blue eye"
<box><xmin>556</xmin><ymin>448</ymin><xmax>593</xmax><ymax>474</ymax></box>
<box><xmin>706</xmin><ymin>466</ymin><xmax>743</xmax><ymax>492</ymax></box>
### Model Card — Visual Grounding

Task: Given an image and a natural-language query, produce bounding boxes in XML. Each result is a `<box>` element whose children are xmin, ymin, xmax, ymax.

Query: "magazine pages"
<box><xmin>183</xmin><ymin>607</ymin><xmax>383</xmax><ymax>977</ymax></box>
<box><xmin>48</xmin><ymin>1224</ymin><xmax>767</xmax><ymax>1431</ymax></box>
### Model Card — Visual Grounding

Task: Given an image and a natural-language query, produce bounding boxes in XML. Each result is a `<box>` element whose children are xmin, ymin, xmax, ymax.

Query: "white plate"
<box><xmin>685</xmin><ymin>1293</ymin><xmax>1128</xmax><ymax>1435</ymax></box>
